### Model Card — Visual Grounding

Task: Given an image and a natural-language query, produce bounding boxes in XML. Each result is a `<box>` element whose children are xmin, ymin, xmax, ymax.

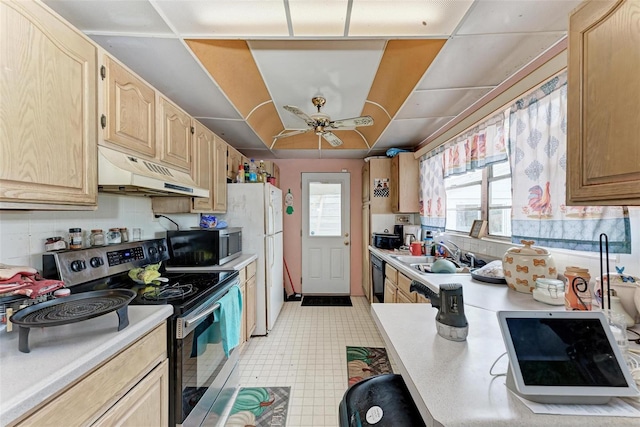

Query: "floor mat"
<box><xmin>301</xmin><ymin>295</ymin><xmax>352</xmax><ymax>306</ymax></box>
<box><xmin>225</xmin><ymin>386</ymin><xmax>290</xmax><ymax>427</ymax></box>
<box><xmin>346</xmin><ymin>346</ymin><xmax>393</xmax><ymax>386</ymax></box>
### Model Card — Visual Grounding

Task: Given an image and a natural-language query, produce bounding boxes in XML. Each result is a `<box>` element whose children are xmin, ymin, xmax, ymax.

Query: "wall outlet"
<box><xmin>395</xmin><ymin>215</ymin><xmax>411</xmax><ymax>224</ymax></box>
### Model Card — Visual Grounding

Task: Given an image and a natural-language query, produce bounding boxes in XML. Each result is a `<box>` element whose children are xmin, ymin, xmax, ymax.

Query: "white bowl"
<box><xmin>595</xmin><ymin>273</ymin><xmax>640</xmax><ymax>324</ymax></box>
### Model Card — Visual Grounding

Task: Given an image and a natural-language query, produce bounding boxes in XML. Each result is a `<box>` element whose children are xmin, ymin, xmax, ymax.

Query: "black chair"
<box><xmin>339</xmin><ymin>374</ymin><xmax>426</xmax><ymax>426</ymax></box>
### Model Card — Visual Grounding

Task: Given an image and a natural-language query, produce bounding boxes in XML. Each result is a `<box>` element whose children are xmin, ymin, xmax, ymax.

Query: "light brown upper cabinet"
<box><xmin>158</xmin><ymin>96</ymin><xmax>193</xmax><ymax>172</ymax></box>
<box><xmin>362</xmin><ymin>162</ymin><xmax>370</xmax><ymax>203</ymax></box>
<box><xmin>390</xmin><ymin>153</ymin><xmax>419</xmax><ymax>213</ymax></box>
<box><xmin>103</xmin><ymin>56</ymin><xmax>156</xmax><ymax>158</ymax></box>
<box><xmin>263</xmin><ymin>161</ymin><xmax>280</xmax><ymax>187</ymax></box>
<box><xmin>363</xmin><ymin>158</ymin><xmax>392</xmax><ymax>214</ymax></box>
<box><xmin>191</xmin><ymin>121</ymin><xmax>215</xmax><ymax>212</ymax></box>
<box><xmin>567</xmin><ymin>0</ymin><xmax>640</xmax><ymax>205</ymax></box>
<box><xmin>227</xmin><ymin>145</ymin><xmax>243</xmax><ymax>182</ymax></box>
<box><xmin>211</xmin><ymin>135</ymin><xmax>229</xmax><ymax>212</ymax></box>
<box><xmin>0</xmin><ymin>0</ymin><xmax>97</xmax><ymax>209</ymax></box>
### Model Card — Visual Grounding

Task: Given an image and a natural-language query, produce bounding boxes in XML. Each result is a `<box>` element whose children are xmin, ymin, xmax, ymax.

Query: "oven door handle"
<box><xmin>183</xmin><ymin>302</ymin><xmax>220</xmax><ymax>330</ymax></box>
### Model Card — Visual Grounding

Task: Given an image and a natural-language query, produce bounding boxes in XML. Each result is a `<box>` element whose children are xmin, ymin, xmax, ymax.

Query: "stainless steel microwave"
<box><xmin>165</xmin><ymin>228</ymin><xmax>242</xmax><ymax>267</ymax></box>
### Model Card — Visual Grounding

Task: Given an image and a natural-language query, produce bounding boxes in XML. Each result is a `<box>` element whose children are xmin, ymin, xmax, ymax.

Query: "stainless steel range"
<box><xmin>42</xmin><ymin>239</ymin><xmax>241</xmax><ymax>427</ymax></box>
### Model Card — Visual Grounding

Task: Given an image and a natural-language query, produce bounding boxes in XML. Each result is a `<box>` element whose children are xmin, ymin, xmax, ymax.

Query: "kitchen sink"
<box><xmin>389</xmin><ymin>255</ymin><xmax>470</xmax><ymax>275</ymax></box>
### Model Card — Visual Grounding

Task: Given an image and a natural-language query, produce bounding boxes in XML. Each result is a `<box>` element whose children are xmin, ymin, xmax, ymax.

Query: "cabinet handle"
<box><xmin>100</xmin><ymin>114</ymin><xmax>106</xmax><ymax>129</ymax></box>
<box><xmin>100</xmin><ymin>65</ymin><xmax>106</xmax><ymax>80</ymax></box>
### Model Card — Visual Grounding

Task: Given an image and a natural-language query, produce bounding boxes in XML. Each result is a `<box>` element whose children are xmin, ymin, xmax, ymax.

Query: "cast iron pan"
<box><xmin>470</xmin><ymin>269</ymin><xmax>507</xmax><ymax>285</ymax></box>
<box><xmin>9</xmin><ymin>289</ymin><xmax>136</xmax><ymax>353</ymax></box>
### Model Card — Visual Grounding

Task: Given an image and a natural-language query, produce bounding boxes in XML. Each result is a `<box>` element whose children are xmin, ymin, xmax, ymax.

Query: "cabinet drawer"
<box><xmin>384</xmin><ymin>264</ymin><xmax>397</xmax><ymax>285</ymax></box>
<box><xmin>246</xmin><ymin>260</ymin><xmax>257</xmax><ymax>280</ymax></box>
<box><xmin>396</xmin><ymin>273</ymin><xmax>416</xmax><ymax>302</ymax></box>
<box><xmin>238</xmin><ymin>267</ymin><xmax>246</xmax><ymax>283</ymax></box>
<box><xmin>15</xmin><ymin>325</ymin><xmax>167</xmax><ymax>427</ymax></box>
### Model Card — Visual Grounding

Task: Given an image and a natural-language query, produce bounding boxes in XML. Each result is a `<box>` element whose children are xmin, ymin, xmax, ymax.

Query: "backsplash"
<box><xmin>0</xmin><ymin>194</ymin><xmax>199</xmax><ymax>270</ymax></box>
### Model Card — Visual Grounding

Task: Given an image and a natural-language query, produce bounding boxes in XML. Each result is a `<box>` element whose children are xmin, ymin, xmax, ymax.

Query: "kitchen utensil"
<box><xmin>372</xmin><ymin>232</ymin><xmax>402</xmax><ymax>249</ymax></box>
<box><xmin>409</xmin><ymin>281</ymin><xmax>468</xmax><ymax>341</ymax></box>
<box><xmin>502</xmin><ymin>240</ymin><xmax>556</xmax><ymax>293</ymax></box>
<box><xmin>9</xmin><ymin>289</ymin><xmax>136</xmax><ymax>353</ymax></box>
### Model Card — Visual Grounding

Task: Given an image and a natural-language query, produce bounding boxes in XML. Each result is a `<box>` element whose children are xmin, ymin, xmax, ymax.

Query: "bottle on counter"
<box><xmin>90</xmin><ymin>229</ymin><xmax>105</xmax><ymax>246</ymax></box>
<box><xmin>258</xmin><ymin>160</ymin><xmax>266</xmax><ymax>183</ymax></box>
<box><xmin>249</xmin><ymin>159</ymin><xmax>258</xmax><ymax>183</ymax></box>
<box><xmin>244</xmin><ymin>162</ymin><xmax>250</xmax><ymax>183</ymax></box>
<box><xmin>106</xmin><ymin>228</ymin><xmax>122</xmax><ymax>245</ymax></box>
<box><xmin>236</xmin><ymin>164</ymin><xmax>245</xmax><ymax>183</ymax></box>
<box><xmin>424</xmin><ymin>231</ymin><xmax>434</xmax><ymax>256</ymax></box>
<box><xmin>120</xmin><ymin>227</ymin><xmax>129</xmax><ymax>242</ymax></box>
<box><xmin>69</xmin><ymin>228</ymin><xmax>83</xmax><ymax>250</ymax></box>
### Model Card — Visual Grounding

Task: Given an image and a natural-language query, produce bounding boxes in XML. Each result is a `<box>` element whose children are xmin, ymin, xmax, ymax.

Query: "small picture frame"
<box><xmin>469</xmin><ymin>220</ymin><xmax>487</xmax><ymax>238</ymax></box>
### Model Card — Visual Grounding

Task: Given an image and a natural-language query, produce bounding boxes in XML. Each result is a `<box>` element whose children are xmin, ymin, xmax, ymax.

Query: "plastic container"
<box><xmin>68</xmin><ymin>228</ymin><xmax>83</xmax><ymax>250</ymax></box>
<box><xmin>533</xmin><ymin>278</ymin><xmax>565</xmax><ymax>306</ymax></box>
<box><xmin>236</xmin><ymin>164</ymin><xmax>244</xmax><ymax>183</ymax></box>
<box><xmin>248</xmin><ymin>159</ymin><xmax>258</xmax><ymax>183</ymax></box>
<box><xmin>90</xmin><ymin>229</ymin><xmax>105</xmax><ymax>246</ymax></box>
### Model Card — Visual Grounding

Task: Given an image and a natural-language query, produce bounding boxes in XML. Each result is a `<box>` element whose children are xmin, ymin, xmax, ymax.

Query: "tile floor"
<box><xmin>237</xmin><ymin>296</ymin><xmax>391</xmax><ymax>427</ymax></box>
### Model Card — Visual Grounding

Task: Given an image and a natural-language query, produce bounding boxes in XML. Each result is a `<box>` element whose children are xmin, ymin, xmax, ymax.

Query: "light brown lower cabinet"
<box><xmin>384</xmin><ymin>278</ymin><xmax>397</xmax><ymax>303</ymax></box>
<box><xmin>239</xmin><ymin>260</ymin><xmax>257</xmax><ymax>347</ymax></box>
<box><xmin>13</xmin><ymin>325</ymin><xmax>168</xmax><ymax>427</ymax></box>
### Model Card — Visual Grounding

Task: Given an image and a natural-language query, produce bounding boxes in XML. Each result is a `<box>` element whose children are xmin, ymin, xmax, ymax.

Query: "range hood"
<box><xmin>98</xmin><ymin>146</ymin><xmax>209</xmax><ymax>197</ymax></box>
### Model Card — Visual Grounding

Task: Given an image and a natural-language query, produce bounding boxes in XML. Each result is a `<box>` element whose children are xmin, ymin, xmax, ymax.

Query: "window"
<box><xmin>444</xmin><ymin>162</ymin><xmax>511</xmax><ymax>237</ymax></box>
<box><xmin>308</xmin><ymin>182</ymin><xmax>342</xmax><ymax>236</ymax></box>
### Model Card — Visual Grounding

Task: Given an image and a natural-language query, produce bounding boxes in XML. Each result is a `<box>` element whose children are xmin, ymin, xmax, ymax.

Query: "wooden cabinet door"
<box><xmin>211</xmin><ymin>136</ymin><xmax>228</xmax><ymax>213</ymax></box>
<box><xmin>246</xmin><ymin>274</ymin><xmax>256</xmax><ymax>337</ymax></box>
<box><xmin>227</xmin><ymin>145</ymin><xmax>242</xmax><ymax>182</ymax></box>
<box><xmin>383</xmin><ymin>279</ymin><xmax>397</xmax><ymax>303</ymax></box>
<box><xmin>397</xmin><ymin>273</ymin><xmax>417</xmax><ymax>302</ymax></box>
<box><xmin>396</xmin><ymin>290</ymin><xmax>414</xmax><ymax>304</ymax></box>
<box><xmin>0</xmin><ymin>0</ymin><xmax>97</xmax><ymax>208</ymax></box>
<box><xmin>567</xmin><ymin>0</ymin><xmax>640</xmax><ymax>205</ymax></box>
<box><xmin>192</xmin><ymin>121</ymin><xmax>215</xmax><ymax>212</ymax></box>
<box><xmin>93</xmin><ymin>359</ymin><xmax>169</xmax><ymax>427</ymax></box>
<box><xmin>104</xmin><ymin>55</ymin><xmax>155</xmax><ymax>158</ymax></box>
<box><xmin>369</xmin><ymin>159</ymin><xmax>392</xmax><ymax>214</ymax></box>
<box><xmin>239</xmin><ymin>283</ymin><xmax>247</xmax><ymax>344</ymax></box>
<box><xmin>158</xmin><ymin>96</ymin><xmax>192</xmax><ymax>171</ymax></box>
<box><xmin>391</xmin><ymin>153</ymin><xmax>419</xmax><ymax>213</ymax></box>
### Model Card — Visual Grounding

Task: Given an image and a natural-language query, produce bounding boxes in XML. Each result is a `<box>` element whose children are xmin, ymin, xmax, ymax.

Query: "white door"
<box><xmin>301</xmin><ymin>173</ymin><xmax>351</xmax><ymax>295</ymax></box>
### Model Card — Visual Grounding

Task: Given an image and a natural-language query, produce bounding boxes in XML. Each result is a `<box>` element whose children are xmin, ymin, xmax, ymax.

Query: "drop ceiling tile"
<box><xmin>91</xmin><ymin>36</ymin><xmax>240</xmax><ymax>120</ymax></box>
<box><xmin>42</xmin><ymin>0</ymin><xmax>172</xmax><ymax>34</ymax></box>
<box><xmin>289</xmin><ymin>1</ymin><xmax>348</xmax><ymax>36</ymax></box>
<box><xmin>249</xmin><ymin>40</ymin><xmax>385</xmax><ymax>129</ymax></box>
<box><xmin>376</xmin><ymin>117</ymin><xmax>455</xmax><ymax>148</ymax></box>
<box><xmin>397</xmin><ymin>87</ymin><xmax>494</xmax><ymax>119</ymax></box>
<box><xmin>457</xmin><ymin>0</ymin><xmax>583</xmax><ymax>35</ymax></box>
<box><xmin>197</xmin><ymin>118</ymin><xmax>267</xmax><ymax>151</ymax></box>
<box><xmin>417</xmin><ymin>33</ymin><xmax>566</xmax><ymax>90</ymax></box>
<box><xmin>154</xmin><ymin>0</ymin><xmax>289</xmax><ymax>37</ymax></box>
<box><xmin>349</xmin><ymin>0</ymin><xmax>473</xmax><ymax>36</ymax></box>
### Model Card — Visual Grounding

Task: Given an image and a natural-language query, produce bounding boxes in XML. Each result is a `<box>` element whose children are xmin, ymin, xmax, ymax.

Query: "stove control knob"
<box><xmin>89</xmin><ymin>257</ymin><xmax>104</xmax><ymax>268</ymax></box>
<box><xmin>70</xmin><ymin>260</ymin><xmax>86</xmax><ymax>272</ymax></box>
<box><xmin>157</xmin><ymin>245</ymin><xmax>166</xmax><ymax>253</ymax></box>
<box><xmin>148</xmin><ymin>247</ymin><xmax>158</xmax><ymax>256</ymax></box>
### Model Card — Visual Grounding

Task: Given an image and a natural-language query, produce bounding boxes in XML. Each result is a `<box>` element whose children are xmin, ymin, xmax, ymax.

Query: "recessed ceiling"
<box><xmin>43</xmin><ymin>0</ymin><xmax>582</xmax><ymax>159</ymax></box>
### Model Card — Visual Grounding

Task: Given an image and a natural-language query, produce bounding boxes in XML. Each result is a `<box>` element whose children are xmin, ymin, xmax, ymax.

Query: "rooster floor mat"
<box><xmin>346</xmin><ymin>346</ymin><xmax>393</xmax><ymax>386</ymax></box>
<box><xmin>225</xmin><ymin>386</ymin><xmax>290</xmax><ymax>427</ymax></box>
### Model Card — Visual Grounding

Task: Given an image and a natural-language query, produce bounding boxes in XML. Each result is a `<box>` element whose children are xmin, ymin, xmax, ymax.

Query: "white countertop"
<box><xmin>165</xmin><ymin>253</ymin><xmax>257</xmax><ymax>273</ymax></box>
<box><xmin>370</xmin><ymin>246</ymin><xmax>640</xmax><ymax>426</ymax></box>
<box><xmin>0</xmin><ymin>305</ymin><xmax>172</xmax><ymax>426</ymax></box>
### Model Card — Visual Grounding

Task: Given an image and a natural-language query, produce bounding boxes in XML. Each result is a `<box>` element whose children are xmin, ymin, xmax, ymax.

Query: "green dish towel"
<box><xmin>218</xmin><ymin>285</ymin><xmax>243</xmax><ymax>356</ymax></box>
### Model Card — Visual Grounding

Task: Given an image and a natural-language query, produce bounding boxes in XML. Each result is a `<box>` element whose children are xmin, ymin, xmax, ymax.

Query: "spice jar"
<box><xmin>106</xmin><ymin>228</ymin><xmax>122</xmax><ymax>245</ymax></box>
<box><xmin>68</xmin><ymin>228</ymin><xmax>83</xmax><ymax>250</ymax></box>
<box><xmin>90</xmin><ymin>229</ymin><xmax>105</xmax><ymax>246</ymax></box>
<box><xmin>564</xmin><ymin>266</ymin><xmax>591</xmax><ymax>311</ymax></box>
<box><xmin>119</xmin><ymin>227</ymin><xmax>129</xmax><ymax>242</ymax></box>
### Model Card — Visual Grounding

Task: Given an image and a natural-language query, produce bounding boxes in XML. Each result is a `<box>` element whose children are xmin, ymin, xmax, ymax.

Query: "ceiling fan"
<box><xmin>275</xmin><ymin>96</ymin><xmax>374</xmax><ymax>147</ymax></box>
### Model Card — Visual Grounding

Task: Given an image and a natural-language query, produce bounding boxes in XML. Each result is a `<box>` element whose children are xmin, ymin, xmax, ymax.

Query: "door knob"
<box><xmin>344</xmin><ymin>241</ymin><xmax>350</xmax><ymax>246</ymax></box>
<box><xmin>344</xmin><ymin>232</ymin><xmax>349</xmax><ymax>237</ymax></box>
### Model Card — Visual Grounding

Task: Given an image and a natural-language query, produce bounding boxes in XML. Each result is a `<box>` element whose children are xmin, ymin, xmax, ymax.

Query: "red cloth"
<box><xmin>0</xmin><ymin>273</ymin><xmax>65</xmax><ymax>298</ymax></box>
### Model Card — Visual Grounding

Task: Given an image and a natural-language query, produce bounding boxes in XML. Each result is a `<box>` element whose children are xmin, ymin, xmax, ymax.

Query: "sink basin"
<box><xmin>390</xmin><ymin>255</ymin><xmax>435</xmax><ymax>264</ymax></box>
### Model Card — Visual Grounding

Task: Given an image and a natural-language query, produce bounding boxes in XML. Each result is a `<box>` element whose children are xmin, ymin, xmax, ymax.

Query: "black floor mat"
<box><xmin>301</xmin><ymin>296</ymin><xmax>352</xmax><ymax>306</ymax></box>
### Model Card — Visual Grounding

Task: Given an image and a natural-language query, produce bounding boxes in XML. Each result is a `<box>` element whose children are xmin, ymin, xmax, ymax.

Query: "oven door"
<box><xmin>175</xmin><ymin>285</ymin><xmax>240</xmax><ymax>427</ymax></box>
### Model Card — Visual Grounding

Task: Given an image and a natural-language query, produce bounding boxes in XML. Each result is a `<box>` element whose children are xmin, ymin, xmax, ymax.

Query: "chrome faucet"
<box><xmin>433</xmin><ymin>240</ymin><xmax>461</xmax><ymax>264</ymax></box>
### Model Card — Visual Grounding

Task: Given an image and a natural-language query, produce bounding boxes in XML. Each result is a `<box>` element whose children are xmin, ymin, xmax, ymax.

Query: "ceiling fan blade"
<box><xmin>330</xmin><ymin>115</ymin><xmax>374</xmax><ymax>128</ymax></box>
<box><xmin>273</xmin><ymin>129</ymin><xmax>312</xmax><ymax>139</ymax></box>
<box><xmin>322</xmin><ymin>131</ymin><xmax>343</xmax><ymax>147</ymax></box>
<box><xmin>283</xmin><ymin>105</ymin><xmax>314</xmax><ymax>126</ymax></box>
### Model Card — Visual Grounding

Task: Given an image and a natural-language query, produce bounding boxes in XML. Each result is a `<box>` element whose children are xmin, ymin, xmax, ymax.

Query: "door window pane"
<box><xmin>308</xmin><ymin>182</ymin><xmax>341</xmax><ymax>236</ymax></box>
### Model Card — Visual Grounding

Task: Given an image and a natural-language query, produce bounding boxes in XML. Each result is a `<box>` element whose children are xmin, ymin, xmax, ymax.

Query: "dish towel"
<box><xmin>217</xmin><ymin>285</ymin><xmax>243</xmax><ymax>357</ymax></box>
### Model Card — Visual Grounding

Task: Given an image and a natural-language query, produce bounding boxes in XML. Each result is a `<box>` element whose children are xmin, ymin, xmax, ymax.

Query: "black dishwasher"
<box><xmin>371</xmin><ymin>254</ymin><xmax>385</xmax><ymax>303</ymax></box>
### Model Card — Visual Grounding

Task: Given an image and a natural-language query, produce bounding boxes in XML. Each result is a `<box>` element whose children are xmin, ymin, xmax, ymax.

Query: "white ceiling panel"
<box><xmin>90</xmin><ymin>36</ymin><xmax>240</xmax><ymax>119</ymax></box>
<box><xmin>249</xmin><ymin>40</ymin><xmax>385</xmax><ymax>129</ymax></box>
<box><xmin>376</xmin><ymin>117</ymin><xmax>455</xmax><ymax>148</ymax></box>
<box><xmin>154</xmin><ymin>0</ymin><xmax>289</xmax><ymax>37</ymax></box>
<box><xmin>417</xmin><ymin>33</ymin><xmax>565</xmax><ymax>90</ymax></box>
<box><xmin>289</xmin><ymin>1</ymin><xmax>349</xmax><ymax>36</ymax></box>
<box><xmin>42</xmin><ymin>0</ymin><xmax>172</xmax><ymax>34</ymax></box>
<box><xmin>349</xmin><ymin>0</ymin><xmax>474</xmax><ymax>36</ymax></box>
<box><xmin>271</xmin><ymin>149</ymin><xmax>322</xmax><ymax>159</ymax></box>
<box><xmin>196</xmin><ymin>119</ymin><xmax>267</xmax><ymax>150</ymax></box>
<box><xmin>398</xmin><ymin>87</ymin><xmax>494</xmax><ymax>119</ymax></box>
<box><xmin>457</xmin><ymin>0</ymin><xmax>582</xmax><ymax>35</ymax></box>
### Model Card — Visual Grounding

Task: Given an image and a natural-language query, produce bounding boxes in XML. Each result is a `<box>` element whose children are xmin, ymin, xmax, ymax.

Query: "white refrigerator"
<box><xmin>221</xmin><ymin>183</ymin><xmax>284</xmax><ymax>336</ymax></box>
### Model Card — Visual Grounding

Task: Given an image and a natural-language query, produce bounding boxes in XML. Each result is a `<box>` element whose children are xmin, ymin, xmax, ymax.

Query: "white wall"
<box><xmin>0</xmin><ymin>194</ymin><xmax>199</xmax><ymax>270</ymax></box>
<box><xmin>442</xmin><ymin>206</ymin><xmax>640</xmax><ymax>279</ymax></box>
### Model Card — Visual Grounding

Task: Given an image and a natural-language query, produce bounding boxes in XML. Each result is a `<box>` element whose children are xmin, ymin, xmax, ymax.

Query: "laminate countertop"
<box><xmin>0</xmin><ymin>305</ymin><xmax>172</xmax><ymax>426</ymax></box>
<box><xmin>369</xmin><ymin>246</ymin><xmax>640</xmax><ymax>426</ymax></box>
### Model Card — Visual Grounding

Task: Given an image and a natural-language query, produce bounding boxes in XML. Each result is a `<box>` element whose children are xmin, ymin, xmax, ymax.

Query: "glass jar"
<box><xmin>564</xmin><ymin>266</ymin><xmax>591</xmax><ymax>311</ymax></box>
<box><xmin>119</xmin><ymin>227</ymin><xmax>129</xmax><ymax>242</ymax></box>
<box><xmin>106</xmin><ymin>228</ymin><xmax>122</xmax><ymax>245</ymax></box>
<box><xmin>68</xmin><ymin>228</ymin><xmax>83</xmax><ymax>250</ymax></box>
<box><xmin>90</xmin><ymin>229</ymin><xmax>105</xmax><ymax>246</ymax></box>
<box><xmin>533</xmin><ymin>278</ymin><xmax>565</xmax><ymax>306</ymax></box>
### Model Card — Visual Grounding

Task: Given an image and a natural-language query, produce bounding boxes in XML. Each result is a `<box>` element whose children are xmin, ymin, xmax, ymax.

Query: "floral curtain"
<box><xmin>508</xmin><ymin>72</ymin><xmax>631</xmax><ymax>253</ymax></box>
<box><xmin>419</xmin><ymin>111</ymin><xmax>508</xmax><ymax>232</ymax></box>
